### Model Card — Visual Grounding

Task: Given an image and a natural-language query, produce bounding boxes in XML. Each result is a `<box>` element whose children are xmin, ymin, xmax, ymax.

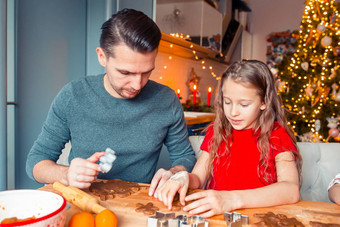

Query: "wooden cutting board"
<box><xmin>41</xmin><ymin>182</ymin><xmax>340</xmax><ymax>227</ymax></box>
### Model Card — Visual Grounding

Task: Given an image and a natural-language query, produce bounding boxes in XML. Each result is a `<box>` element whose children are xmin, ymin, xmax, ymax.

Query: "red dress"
<box><xmin>200</xmin><ymin>122</ymin><xmax>297</xmax><ymax>190</ymax></box>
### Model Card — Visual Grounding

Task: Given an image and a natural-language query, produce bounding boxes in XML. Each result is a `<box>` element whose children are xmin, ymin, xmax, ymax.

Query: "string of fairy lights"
<box><xmin>282</xmin><ymin>0</ymin><xmax>339</xmax><ymax>141</ymax></box>
<box><xmin>160</xmin><ymin>33</ymin><xmax>220</xmax><ymax>81</ymax></box>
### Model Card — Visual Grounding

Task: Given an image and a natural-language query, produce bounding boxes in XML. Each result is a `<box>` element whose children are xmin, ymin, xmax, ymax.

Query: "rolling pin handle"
<box><xmin>53</xmin><ymin>181</ymin><xmax>106</xmax><ymax>214</ymax></box>
<box><xmin>92</xmin><ymin>204</ymin><xmax>107</xmax><ymax>214</ymax></box>
<box><xmin>53</xmin><ymin>181</ymin><xmax>66</xmax><ymax>192</ymax></box>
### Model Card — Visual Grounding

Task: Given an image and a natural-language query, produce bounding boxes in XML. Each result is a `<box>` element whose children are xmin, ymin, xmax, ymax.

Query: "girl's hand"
<box><xmin>67</xmin><ymin>152</ymin><xmax>105</xmax><ymax>188</ymax></box>
<box><xmin>183</xmin><ymin>190</ymin><xmax>239</xmax><ymax>218</ymax></box>
<box><xmin>156</xmin><ymin>171</ymin><xmax>189</xmax><ymax>210</ymax></box>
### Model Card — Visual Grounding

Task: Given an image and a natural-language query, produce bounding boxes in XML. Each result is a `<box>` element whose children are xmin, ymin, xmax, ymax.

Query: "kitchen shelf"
<box><xmin>159</xmin><ymin>32</ymin><xmax>226</xmax><ymax>63</ymax></box>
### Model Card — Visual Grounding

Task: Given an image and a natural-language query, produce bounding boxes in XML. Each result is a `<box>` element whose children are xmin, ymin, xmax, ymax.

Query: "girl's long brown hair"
<box><xmin>207</xmin><ymin>60</ymin><xmax>302</xmax><ymax>186</ymax></box>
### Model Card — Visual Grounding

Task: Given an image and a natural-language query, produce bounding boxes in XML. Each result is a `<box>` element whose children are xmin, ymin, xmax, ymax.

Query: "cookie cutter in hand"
<box><xmin>99</xmin><ymin>148</ymin><xmax>116</xmax><ymax>173</ymax></box>
<box><xmin>224</xmin><ymin>212</ymin><xmax>249</xmax><ymax>227</ymax></box>
<box><xmin>147</xmin><ymin>211</ymin><xmax>209</xmax><ymax>227</ymax></box>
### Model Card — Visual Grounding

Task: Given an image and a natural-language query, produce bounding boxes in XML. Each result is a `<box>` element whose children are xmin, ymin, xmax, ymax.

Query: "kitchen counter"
<box><xmin>41</xmin><ymin>182</ymin><xmax>340</xmax><ymax>227</ymax></box>
<box><xmin>184</xmin><ymin>112</ymin><xmax>215</xmax><ymax>136</ymax></box>
<box><xmin>184</xmin><ymin>111</ymin><xmax>216</xmax><ymax>126</ymax></box>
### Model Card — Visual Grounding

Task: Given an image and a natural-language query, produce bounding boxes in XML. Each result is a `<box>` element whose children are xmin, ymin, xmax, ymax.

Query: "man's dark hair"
<box><xmin>100</xmin><ymin>8</ymin><xmax>161</xmax><ymax>57</ymax></box>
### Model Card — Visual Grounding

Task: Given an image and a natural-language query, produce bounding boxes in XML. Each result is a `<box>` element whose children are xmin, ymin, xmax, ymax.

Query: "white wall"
<box><xmin>246</xmin><ymin>0</ymin><xmax>305</xmax><ymax>62</ymax></box>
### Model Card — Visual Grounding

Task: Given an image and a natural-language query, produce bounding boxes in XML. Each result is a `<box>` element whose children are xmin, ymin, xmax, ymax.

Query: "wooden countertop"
<box><xmin>40</xmin><ymin>183</ymin><xmax>340</xmax><ymax>226</ymax></box>
<box><xmin>184</xmin><ymin>112</ymin><xmax>216</xmax><ymax>126</ymax></box>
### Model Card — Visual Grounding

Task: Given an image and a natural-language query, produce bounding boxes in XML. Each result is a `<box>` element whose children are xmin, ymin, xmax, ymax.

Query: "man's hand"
<box><xmin>67</xmin><ymin>152</ymin><xmax>105</xmax><ymax>188</ymax></box>
<box><xmin>148</xmin><ymin>165</ymin><xmax>186</xmax><ymax>197</ymax></box>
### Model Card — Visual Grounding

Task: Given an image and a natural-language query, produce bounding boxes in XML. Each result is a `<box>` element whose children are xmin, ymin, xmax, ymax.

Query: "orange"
<box><xmin>68</xmin><ymin>211</ymin><xmax>95</xmax><ymax>227</ymax></box>
<box><xmin>95</xmin><ymin>209</ymin><xmax>118</xmax><ymax>227</ymax></box>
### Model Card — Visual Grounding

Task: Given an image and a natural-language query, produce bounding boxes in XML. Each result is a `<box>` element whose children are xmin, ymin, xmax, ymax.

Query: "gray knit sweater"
<box><xmin>26</xmin><ymin>74</ymin><xmax>196</xmax><ymax>183</ymax></box>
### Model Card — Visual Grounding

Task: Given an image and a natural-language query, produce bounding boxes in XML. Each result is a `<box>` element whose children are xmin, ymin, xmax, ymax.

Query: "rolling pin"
<box><xmin>53</xmin><ymin>181</ymin><xmax>106</xmax><ymax>214</ymax></box>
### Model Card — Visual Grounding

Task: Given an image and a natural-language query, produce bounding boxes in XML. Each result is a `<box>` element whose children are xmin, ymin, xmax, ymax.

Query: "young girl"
<box><xmin>156</xmin><ymin>60</ymin><xmax>302</xmax><ymax>218</ymax></box>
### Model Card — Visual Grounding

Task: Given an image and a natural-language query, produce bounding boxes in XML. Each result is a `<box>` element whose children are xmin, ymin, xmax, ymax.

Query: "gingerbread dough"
<box><xmin>171</xmin><ymin>188</ymin><xmax>199</xmax><ymax>211</ymax></box>
<box><xmin>135</xmin><ymin>202</ymin><xmax>159</xmax><ymax>215</ymax></box>
<box><xmin>253</xmin><ymin>212</ymin><xmax>304</xmax><ymax>227</ymax></box>
<box><xmin>310</xmin><ymin>221</ymin><xmax>340</xmax><ymax>227</ymax></box>
<box><xmin>89</xmin><ymin>179</ymin><xmax>146</xmax><ymax>201</ymax></box>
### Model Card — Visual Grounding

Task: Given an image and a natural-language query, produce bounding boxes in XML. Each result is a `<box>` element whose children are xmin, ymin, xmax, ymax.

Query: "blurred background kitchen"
<box><xmin>0</xmin><ymin>0</ymin><xmax>307</xmax><ymax>189</ymax></box>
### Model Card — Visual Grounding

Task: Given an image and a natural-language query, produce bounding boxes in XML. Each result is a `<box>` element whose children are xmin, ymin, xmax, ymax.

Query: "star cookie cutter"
<box><xmin>147</xmin><ymin>211</ymin><xmax>209</xmax><ymax>227</ymax></box>
<box><xmin>176</xmin><ymin>214</ymin><xmax>209</xmax><ymax>227</ymax></box>
<box><xmin>147</xmin><ymin>211</ymin><xmax>178</xmax><ymax>227</ymax></box>
<box><xmin>224</xmin><ymin>212</ymin><xmax>249</xmax><ymax>227</ymax></box>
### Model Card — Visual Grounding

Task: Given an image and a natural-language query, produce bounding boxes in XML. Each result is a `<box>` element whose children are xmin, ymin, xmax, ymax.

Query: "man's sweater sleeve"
<box><xmin>26</xmin><ymin>84</ymin><xmax>72</xmax><ymax>181</ymax></box>
<box><xmin>164</xmin><ymin>94</ymin><xmax>196</xmax><ymax>172</ymax></box>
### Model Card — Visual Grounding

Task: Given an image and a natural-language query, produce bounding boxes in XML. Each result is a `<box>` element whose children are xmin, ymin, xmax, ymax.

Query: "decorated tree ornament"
<box><xmin>331</xmin><ymin>83</ymin><xmax>338</xmax><ymax>97</ymax></box>
<box><xmin>311</xmin><ymin>85</ymin><xmax>331</xmax><ymax>107</ymax></box>
<box><xmin>333</xmin><ymin>46</ymin><xmax>340</xmax><ymax>56</ymax></box>
<box><xmin>310</xmin><ymin>56</ymin><xmax>320</xmax><ymax>67</ymax></box>
<box><xmin>305</xmin><ymin>86</ymin><xmax>314</xmax><ymax>97</ymax></box>
<box><xmin>327</xmin><ymin>116</ymin><xmax>339</xmax><ymax>129</ymax></box>
<box><xmin>317</xmin><ymin>23</ymin><xmax>326</xmax><ymax>32</ymax></box>
<box><xmin>335</xmin><ymin>135</ymin><xmax>340</xmax><ymax>142</ymax></box>
<box><xmin>315</xmin><ymin>119</ymin><xmax>321</xmax><ymax>132</ymax></box>
<box><xmin>330</xmin><ymin>13</ymin><xmax>337</xmax><ymax>24</ymax></box>
<box><xmin>321</xmin><ymin>36</ymin><xmax>332</xmax><ymax>47</ymax></box>
<box><xmin>326</xmin><ymin>116</ymin><xmax>340</xmax><ymax>142</ymax></box>
<box><xmin>329</xmin><ymin>128</ymin><xmax>340</xmax><ymax>137</ymax></box>
<box><xmin>276</xmin><ymin>79</ymin><xmax>286</xmax><ymax>92</ymax></box>
<box><xmin>311</xmin><ymin>78</ymin><xmax>319</xmax><ymax>89</ymax></box>
<box><xmin>310</xmin><ymin>60</ymin><xmax>317</xmax><ymax>67</ymax></box>
<box><xmin>271</xmin><ymin>67</ymin><xmax>279</xmax><ymax>76</ymax></box>
<box><xmin>298</xmin><ymin>131</ymin><xmax>320</xmax><ymax>143</ymax></box>
<box><xmin>301</xmin><ymin>62</ymin><xmax>309</xmax><ymax>71</ymax></box>
<box><xmin>330</xmin><ymin>66</ymin><xmax>339</xmax><ymax>79</ymax></box>
<box><xmin>335</xmin><ymin>92</ymin><xmax>340</xmax><ymax>102</ymax></box>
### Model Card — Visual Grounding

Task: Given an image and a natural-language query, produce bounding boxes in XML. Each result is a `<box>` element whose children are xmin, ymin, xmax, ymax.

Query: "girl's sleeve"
<box><xmin>270</xmin><ymin>125</ymin><xmax>297</xmax><ymax>158</ymax></box>
<box><xmin>200</xmin><ymin>125</ymin><xmax>214</xmax><ymax>153</ymax></box>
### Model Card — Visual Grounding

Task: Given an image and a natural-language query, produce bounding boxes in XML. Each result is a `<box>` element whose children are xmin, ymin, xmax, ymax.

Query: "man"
<box><xmin>26</xmin><ymin>9</ymin><xmax>196</xmax><ymax>196</ymax></box>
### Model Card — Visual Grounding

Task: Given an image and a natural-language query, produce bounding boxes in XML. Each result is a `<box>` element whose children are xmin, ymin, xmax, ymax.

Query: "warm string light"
<box><xmin>170</xmin><ymin>33</ymin><xmax>191</xmax><ymax>40</ymax></box>
<box><xmin>161</xmin><ymin>43</ymin><xmax>221</xmax><ymax>81</ymax></box>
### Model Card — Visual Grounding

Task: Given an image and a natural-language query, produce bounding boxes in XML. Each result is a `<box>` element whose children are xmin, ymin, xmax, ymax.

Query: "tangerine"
<box><xmin>95</xmin><ymin>209</ymin><xmax>118</xmax><ymax>227</ymax></box>
<box><xmin>68</xmin><ymin>211</ymin><xmax>95</xmax><ymax>227</ymax></box>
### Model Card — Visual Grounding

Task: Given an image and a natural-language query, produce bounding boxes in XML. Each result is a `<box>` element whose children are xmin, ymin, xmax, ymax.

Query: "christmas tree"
<box><xmin>277</xmin><ymin>0</ymin><xmax>340</xmax><ymax>142</ymax></box>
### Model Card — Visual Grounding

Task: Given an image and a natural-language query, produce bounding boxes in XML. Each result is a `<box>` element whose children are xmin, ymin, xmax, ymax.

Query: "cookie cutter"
<box><xmin>224</xmin><ymin>212</ymin><xmax>249</xmax><ymax>227</ymax></box>
<box><xmin>176</xmin><ymin>214</ymin><xmax>209</xmax><ymax>227</ymax></box>
<box><xmin>147</xmin><ymin>211</ymin><xmax>177</xmax><ymax>227</ymax></box>
<box><xmin>147</xmin><ymin>211</ymin><xmax>209</xmax><ymax>227</ymax></box>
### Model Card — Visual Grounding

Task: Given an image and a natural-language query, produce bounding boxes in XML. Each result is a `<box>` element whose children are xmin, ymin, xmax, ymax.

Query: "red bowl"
<box><xmin>0</xmin><ymin>189</ymin><xmax>66</xmax><ymax>226</ymax></box>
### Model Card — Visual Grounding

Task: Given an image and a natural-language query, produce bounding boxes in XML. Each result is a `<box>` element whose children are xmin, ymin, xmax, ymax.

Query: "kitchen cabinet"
<box><xmin>156</xmin><ymin>0</ymin><xmax>222</xmax><ymax>48</ymax></box>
